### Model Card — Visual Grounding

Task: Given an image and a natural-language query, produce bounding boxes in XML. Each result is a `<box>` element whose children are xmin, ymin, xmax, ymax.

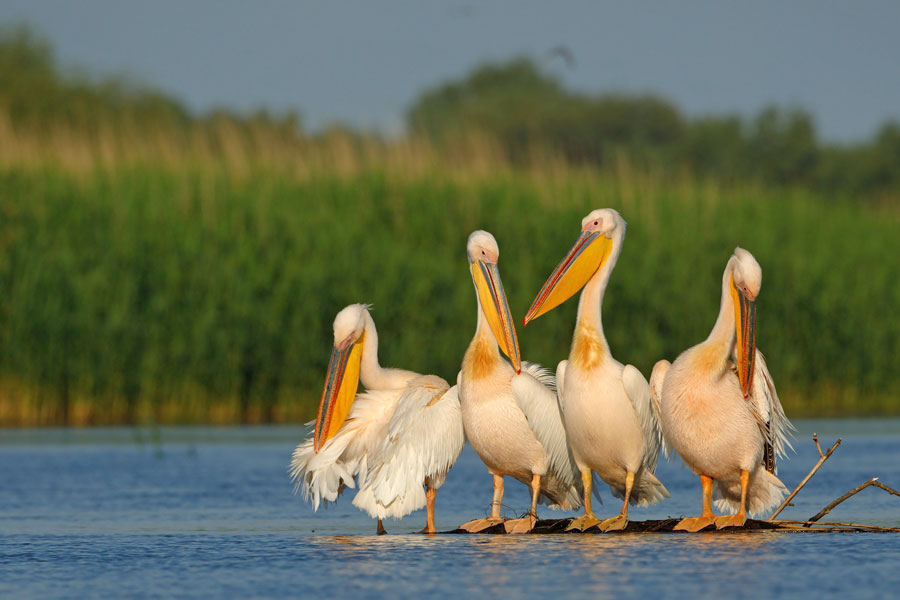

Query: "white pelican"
<box><xmin>289</xmin><ymin>304</ymin><xmax>465</xmax><ymax>534</ymax></box>
<box><xmin>458</xmin><ymin>231</ymin><xmax>582</xmax><ymax>534</ymax></box>
<box><xmin>650</xmin><ymin>247</ymin><xmax>793</xmax><ymax>531</ymax></box>
<box><xmin>523</xmin><ymin>209</ymin><xmax>669</xmax><ymax>531</ymax></box>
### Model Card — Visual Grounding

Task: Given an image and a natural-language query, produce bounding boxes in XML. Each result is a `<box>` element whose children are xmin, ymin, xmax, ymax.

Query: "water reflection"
<box><xmin>306</xmin><ymin>531</ymin><xmax>781</xmax><ymax>597</ymax></box>
<box><xmin>315</xmin><ymin>533</ymin><xmax>466</xmax><ymax>551</ymax></box>
<box><xmin>464</xmin><ymin>536</ymin><xmax>546</xmax><ymax>594</ymax></box>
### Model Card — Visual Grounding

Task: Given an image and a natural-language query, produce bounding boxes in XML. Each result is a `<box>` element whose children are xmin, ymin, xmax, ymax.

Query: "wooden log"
<box><xmin>443</xmin><ymin>517</ymin><xmax>898</xmax><ymax>534</ymax></box>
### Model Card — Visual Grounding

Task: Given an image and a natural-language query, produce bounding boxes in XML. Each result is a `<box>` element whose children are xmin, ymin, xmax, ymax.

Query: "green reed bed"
<box><xmin>0</xmin><ymin>166</ymin><xmax>897</xmax><ymax>425</ymax></box>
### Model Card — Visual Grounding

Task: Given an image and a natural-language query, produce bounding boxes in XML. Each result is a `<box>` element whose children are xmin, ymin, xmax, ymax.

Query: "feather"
<box><xmin>622</xmin><ymin>364</ymin><xmax>664</xmax><ymax>473</ymax></box>
<box><xmin>510</xmin><ymin>362</ymin><xmax>582</xmax><ymax>510</ymax></box>
<box><xmin>648</xmin><ymin>360</ymin><xmax>671</xmax><ymax>459</ymax></box>
<box><xmin>288</xmin><ymin>389</ymin><xmax>396</xmax><ymax>510</ymax></box>
<box><xmin>748</xmin><ymin>350</ymin><xmax>794</xmax><ymax>473</ymax></box>
<box><xmin>354</xmin><ymin>377</ymin><xmax>465</xmax><ymax>519</ymax></box>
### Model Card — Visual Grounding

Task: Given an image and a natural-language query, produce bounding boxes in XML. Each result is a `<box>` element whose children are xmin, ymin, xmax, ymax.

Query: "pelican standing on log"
<box><xmin>523</xmin><ymin>209</ymin><xmax>669</xmax><ymax>531</ymax></box>
<box><xmin>458</xmin><ymin>231</ymin><xmax>582</xmax><ymax>534</ymax></box>
<box><xmin>290</xmin><ymin>304</ymin><xmax>465</xmax><ymax>534</ymax></box>
<box><xmin>650</xmin><ymin>247</ymin><xmax>793</xmax><ymax>531</ymax></box>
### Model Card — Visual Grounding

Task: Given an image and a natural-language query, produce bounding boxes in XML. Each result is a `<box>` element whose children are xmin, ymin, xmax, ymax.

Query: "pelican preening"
<box><xmin>289</xmin><ymin>303</ymin><xmax>465</xmax><ymax>534</ymax></box>
<box><xmin>458</xmin><ymin>231</ymin><xmax>582</xmax><ymax>534</ymax></box>
<box><xmin>291</xmin><ymin>215</ymin><xmax>793</xmax><ymax>535</ymax></box>
<box><xmin>523</xmin><ymin>209</ymin><xmax>669</xmax><ymax>531</ymax></box>
<box><xmin>651</xmin><ymin>248</ymin><xmax>793</xmax><ymax>531</ymax></box>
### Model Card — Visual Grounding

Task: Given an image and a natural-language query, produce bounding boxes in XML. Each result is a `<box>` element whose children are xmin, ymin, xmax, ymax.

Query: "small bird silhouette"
<box><xmin>547</xmin><ymin>45</ymin><xmax>576</xmax><ymax>69</ymax></box>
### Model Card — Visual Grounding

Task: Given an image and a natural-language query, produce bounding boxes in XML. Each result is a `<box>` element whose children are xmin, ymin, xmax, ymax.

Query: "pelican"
<box><xmin>650</xmin><ymin>247</ymin><xmax>793</xmax><ymax>531</ymax></box>
<box><xmin>523</xmin><ymin>209</ymin><xmax>669</xmax><ymax>532</ymax></box>
<box><xmin>458</xmin><ymin>231</ymin><xmax>582</xmax><ymax>534</ymax></box>
<box><xmin>289</xmin><ymin>304</ymin><xmax>465</xmax><ymax>534</ymax></box>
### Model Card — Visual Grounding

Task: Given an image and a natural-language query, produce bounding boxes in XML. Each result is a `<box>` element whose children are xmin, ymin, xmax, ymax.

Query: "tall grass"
<box><xmin>1</xmin><ymin>153</ymin><xmax>898</xmax><ymax>425</ymax></box>
<box><xmin>2</xmin><ymin>27</ymin><xmax>897</xmax><ymax>425</ymax></box>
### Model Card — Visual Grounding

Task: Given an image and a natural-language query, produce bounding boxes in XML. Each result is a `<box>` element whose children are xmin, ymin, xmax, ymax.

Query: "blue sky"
<box><xmin>2</xmin><ymin>0</ymin><xmax>898</xmax><ymax>141</ymax></box>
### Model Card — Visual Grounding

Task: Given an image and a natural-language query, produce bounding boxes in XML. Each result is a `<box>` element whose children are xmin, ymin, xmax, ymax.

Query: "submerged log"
<box><xmin>443</xmin><ymin>517</ymin><xmax>900</xmax><ymax>534</ymax></box>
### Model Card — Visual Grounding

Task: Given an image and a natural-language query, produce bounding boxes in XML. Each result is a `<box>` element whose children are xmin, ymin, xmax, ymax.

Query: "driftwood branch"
<box><xmin>773</xmin><ymin>519</ymin><xmax>900</xmax><ymax>533</ymax></box>
<box><xmin>814</xmin><ymin>433</ymin><xmax>825</xmax><ymax>457</ymax></box>
<box><xmin>872</xmin><ymin>481</ymin><xmax>900</xmax><ymax>498</ymax></box>
<box><xmin>805</xmin><ymin>478</ymin><xmax>900</xmax><ymax>526</ymax></box>
<box><xmin>768</xmin><ymin>434</ymin><xmax>842</xmax><ymax>520</ymax></box>
<box><xmin>806</xmin><ymin>477</ymin><xmax>883</xmax><ymax>525</ymax></box>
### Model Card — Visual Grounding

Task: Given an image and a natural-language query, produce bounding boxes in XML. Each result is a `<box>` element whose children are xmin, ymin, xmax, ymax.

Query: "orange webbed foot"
<box><xmin>566</xmin><ymin>513</ymin><xmax>602</xmax><ymax>532</ymax></box>
<box><xmin>674</xmin><ymin>515</ymin><xmax>717</xmax><ymax>532</ymax></box>
<box><xmin>598</xmin><ymin>514</ymin><xmax>628</xmax><ymax>532</ymax></box>
<box><xmin>459</xmin><ymin>517</ymin><xmax>504</xmax><ymax>533</ymax></box>
<box><xmin>715</xmin><ymin>513</ymin><xmax>747</xmax><ymax>529</ymax></box>
<box><xmin>504</xmin><ymin>514</ymin><xmax>537</xmax><ymax>534</ymax></box>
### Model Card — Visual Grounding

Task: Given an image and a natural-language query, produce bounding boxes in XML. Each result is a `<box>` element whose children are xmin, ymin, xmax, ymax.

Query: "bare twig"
<box><xmin>873</xmin><ymin>481</ymin><xmax>900</xmax><ymax>498</ymax></box>
<box><xmin>806</xmin><ymin>477</ymin><xmax>879</xmax><ymax>525</ymax></box>
<box><xmin>813</xmin><ymin>433</ymin><xmax>824</xmax><ymax>458</ymax></box>
<box><xmin>802</xmin><ymin>479</ymin><xmax>900</xmax><ymax>527</ymax></box>
<box><xmin>774</xmin><ymin>519</ymin><xmax>900</xmax><ymax>533</ymax></box>
<box><xmin>768</xmin><ymin>434</ymin><xmax>842</xmax><ymax>520</ymax></box>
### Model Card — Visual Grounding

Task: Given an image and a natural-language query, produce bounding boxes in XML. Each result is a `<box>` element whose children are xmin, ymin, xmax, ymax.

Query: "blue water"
<box><xmin>2</xmin><ymin>420</ymin><xmax>899</xmax><ymax>599</ymax></box>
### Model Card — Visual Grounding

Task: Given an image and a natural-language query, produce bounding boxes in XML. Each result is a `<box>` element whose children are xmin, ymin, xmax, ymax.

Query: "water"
<box><xmin>2</xmin><ymin>420</ymin><xmax>899</xmax><ymax>599</ymax></box>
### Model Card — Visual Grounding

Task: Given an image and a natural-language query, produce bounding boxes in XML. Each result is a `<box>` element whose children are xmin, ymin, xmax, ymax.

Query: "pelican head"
<box><xmin>523</xmin><ymin>208</ymin><xmax>624</xmax><ymax>325</ymax></box>
<box><xmin>313</xmin><ymin>304</ymin><xmax>369</xmax><ymax>453</ymax></box>
<box><xmin>467</xmin><ymin>230</ymin><xmax>522</xmax><ymax>373</ymax></box>
<box><xmin>730</xmin><ymin>248</ymin><xmax>761</xmax><ymax>398</ymax></box>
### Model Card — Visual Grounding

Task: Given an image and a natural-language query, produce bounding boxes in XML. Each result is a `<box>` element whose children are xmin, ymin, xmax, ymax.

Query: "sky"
<box><xmin>1</xmin><ymin>0</ymin><xmax>898</xmax><ymax>142</ymax></box>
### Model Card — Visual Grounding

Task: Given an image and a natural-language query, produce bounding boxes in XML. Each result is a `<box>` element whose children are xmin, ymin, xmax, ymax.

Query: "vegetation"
<box><xmin>1</xmin><ymin>26</ymin><xmax>898</xmax><ymax>425</ymax></box>
<box><xmin>409</xmin><ymin>57</ymin><xmax>900</xmax><ymax>200</ymax></box>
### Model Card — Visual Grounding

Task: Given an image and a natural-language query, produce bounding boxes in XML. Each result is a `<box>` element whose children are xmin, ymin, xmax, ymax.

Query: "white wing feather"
<box><xmin>555</xmin><ymin>360</ymin><xmax>568</xmax><ymax>403</ymax></box>
<box><xmin>553</xmin><ymin>359</ymin><xmax>604</xmax><ymax>504</ymax></box>
<box><xmin>749</xmin><ymin>350</ymin><xmax>794</xmax><ymax>469</ymax></box>
<box><xmin>622</xmin><ymin>364</ymin><xmax>664</xmax><ymax>472</ymax></box>
<box><xmin>648</xmin><ymin>360</ymin><xmax>671</xmax><ymax>459</ymax></box>
<box><xmin>289</xmin><ymin>389</ymin><xmax>396</xmax><ymax>511</ymax></box>
<box><xmin>289</xmin><ymin>424</ymin><xmax>356</xmax><ymax>511</ymax></box>
<box><xmin>354</xmin><ymin>376</ymin><xmax>465</xmax><ymax>519</ymax></box>
<box><xmin>510</xmin><ymin>362</ymin><xmax>579</xmax><ymax>492</ymax></box>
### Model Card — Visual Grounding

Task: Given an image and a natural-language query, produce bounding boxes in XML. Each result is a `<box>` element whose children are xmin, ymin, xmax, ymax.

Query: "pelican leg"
<box><xmin>505</xmin><ymin>473</ymin><xmax>540</xmax><ymax>534</ymax></box>
<box><xmin>377</xmin><ymin>518</ymin><xmax>387</xmax><ymax>535</ymax></box>
<box><xmin>417</xmin><ymin>486</ymin><xmax>437</xmax><ymax>534</ymax></box>
<box><xmin>460</xmin><ymin>475</ymin><xmax>506</xmax><ymax>532</ymax></box>
<box><xmin>716</xmin><ymin>470</ymin><xmax>749</xmax><ymax>529</ymax></box>
<box><xmin>674</xmin><ymin>474</ymin><xmax>717</xmax><ymax>532</ymax></box>
<box><xmin>491</xmin><ymin>474</ymin><xmax>504</xmax><ymax>520</ymax></box>
<box><xmin>599</xmin><ymin>471</ymin><xmax>633</xmax><ymax>532</ymax></box>
<box><xmin>566</xmin><ymin>470</ymin><xmax>602</xmax><ymax>531</ymax></box>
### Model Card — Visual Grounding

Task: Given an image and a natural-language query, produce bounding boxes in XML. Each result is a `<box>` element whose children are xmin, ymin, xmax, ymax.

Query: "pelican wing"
<box><xmin>511</xmin><ymin>362</ymin><xmax>578</xmax><ymax>490</ymax></box>
<box><xmin>748</xmin><ymin>350</ymin><xmax>794</xmax><ymax>473</ymax></box>
<box><xmin>290</xmin><ymin>389</ymin><xmax>396</xmax><ymax>510</ymax></box>
<box><xmin>356</xmin><ymin>375</ymin><xmax>465</xmax><ymax>519</ymax></box>
<box><xmin>550</xmin><ymin>359</ymin><xmax>604</xmax><ymax>504</ymax></box>
<box><xmin>289</xmin><ymin>424</ymin><xmax>356</xmax><ymax>511</ymax></box>
<box><xmin>622</xmin><ymin>364</ymin><xmax>665</xmax><ymax>472</ymax></box>
<box><xmin>648</xmin><ymin>360</ymin><xmax>671</xmax><ymax>459</ymax></box>
<box><xmin>555</xmin><ymin>360</ymin><xmax>568</xmax><ymax>401</ymax></box>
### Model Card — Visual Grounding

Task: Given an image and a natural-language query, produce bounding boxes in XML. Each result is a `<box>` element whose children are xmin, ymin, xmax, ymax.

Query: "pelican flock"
<box><xmin>291</xmin><ymin>214</ymin><xmax>793</xmax><ymax>535</ymax></box>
